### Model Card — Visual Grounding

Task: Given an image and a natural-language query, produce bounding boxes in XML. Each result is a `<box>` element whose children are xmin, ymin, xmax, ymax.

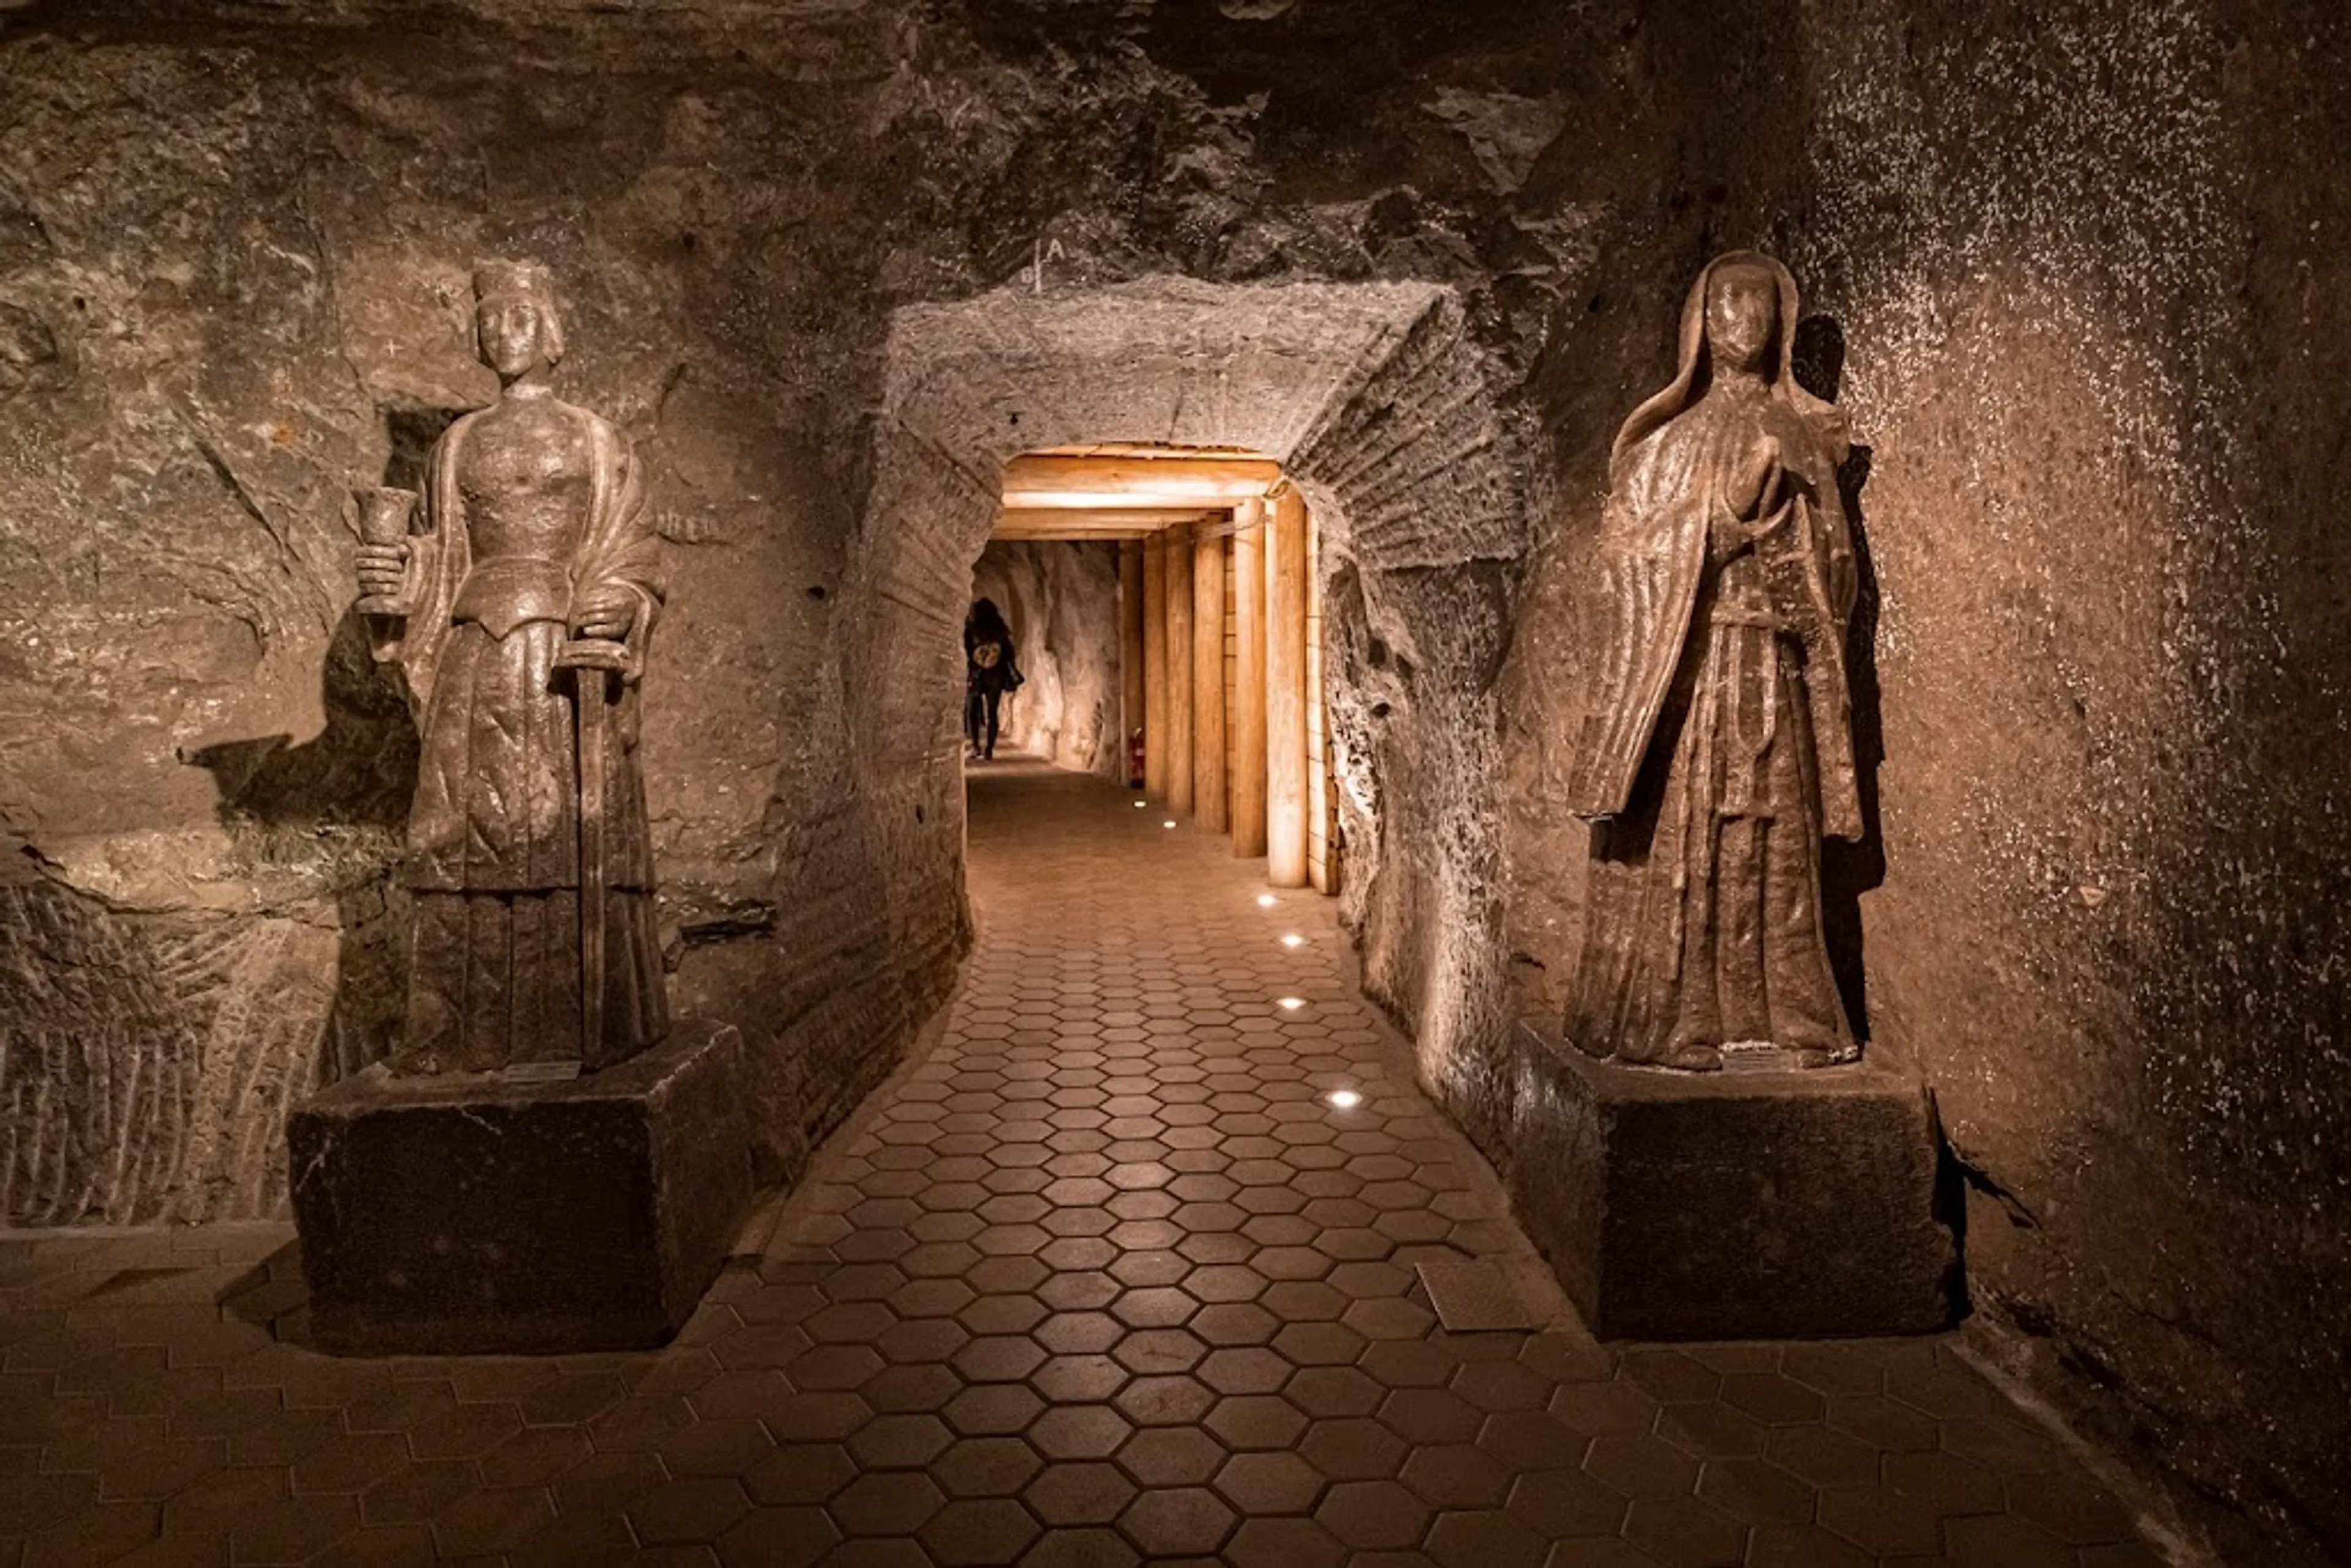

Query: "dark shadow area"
<box><xmin>179</xmin><ymin>408</ymin><xmax>470</xmax><ymax>1088</ymax></box>
<box><xmin>1933</xmin><ymin>1122</ymin><xmax>1979</xmax><ymax>1324</ymax></box>
<box><xmin>382</xmin><ymin>407</ymin><xmax>457</xmax><ymax>492</ymax></box>
<box><xmin>183</xmin><ymin>612</ymin><xmax>415</xmax><ymax>831</ymax></box>
<box><xmin>1792</xmin><ymin>312</ymin><xmax>1887</xmax><ymax>1047</ymax></box>
<box><xmin>1936</xmin><ymin>1135</ymin><xmax>2054</xmax><ymax>1330</ymax></box>
<box><xmin>218</xmin><ymin>1237</ymin><xmax>314</xmax><ymax>1345</ymax></box>
<box><xmin>184</xmin><ymin>606</ymin><xmax>421</xmax><ymax>1090</ymax></box>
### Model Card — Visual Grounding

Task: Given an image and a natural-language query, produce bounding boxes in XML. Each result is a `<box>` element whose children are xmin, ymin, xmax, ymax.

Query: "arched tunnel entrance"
<box><xmin>845</xmin><ymin>275</ymin><xmax>1531</xmax><ymax>1111</ymax></box>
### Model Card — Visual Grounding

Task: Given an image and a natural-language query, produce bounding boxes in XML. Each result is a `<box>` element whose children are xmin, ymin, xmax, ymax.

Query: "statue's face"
<box><xmin>477</xmin><ymin>295</ymin><xmax>552</xmax><ymax>378</ymax></box>
<box><xmin>1705</xmin><ymin>268</ymin><xmax>1779</xmax><ymax>375</ymax></box>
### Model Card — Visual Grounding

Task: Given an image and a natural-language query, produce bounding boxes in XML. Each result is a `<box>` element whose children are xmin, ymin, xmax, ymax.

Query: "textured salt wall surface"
<box><xmin>0</xmin><ymin>14</ymin><xmax>950</xmax><ymax>1210</ymax></box>
<box><xmin>1783</xmin><ymin>2</ymin><xmax>2351</xmax><ymax>1548</ymax></box>
<box><xmin>1497</xmin><ymin>1</ymin><xmax>2351</xmax><ymax>1549</ymax></box>
<box><xmin>969</xmin><ymin>541</ymin><xmax>1122</xmax><ymax>777</ymax></box>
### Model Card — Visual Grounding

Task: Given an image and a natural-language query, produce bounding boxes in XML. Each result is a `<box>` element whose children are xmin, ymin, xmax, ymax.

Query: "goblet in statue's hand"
<box><xmin>570</xmin><ymin>585</ymin><xmax>636</xmax><ymax>642</ymax></box>
<box><xmin>356</xmin><ymin>542</ymin><xmax>410</xmax><ymax>600</ymax></box>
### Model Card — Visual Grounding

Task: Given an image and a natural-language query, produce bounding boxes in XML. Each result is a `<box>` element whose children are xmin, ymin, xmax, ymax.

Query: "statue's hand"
<box><xmin>571</xmin><ymin>585</ymin><xmax>637</xmax><ymax>642</ymax></box>
<box><xmin>1728</xmin><ymin>440</ymin><xmax>1785</xmax><ymax>520</ymax></box>
<box><xmin>356</xmin><ymin>542</ymin><xmax>410</xmax><ymax>599</ymax></box>
<box><xmin>1752</xmin><ymin>497</ymin><xmax>1797</xmax><ymax>542</ymax></box>
<box><xmin>1708</xmin><ymin>503</ymin><xmax>1753</xmax><ymax>561</ymax></box>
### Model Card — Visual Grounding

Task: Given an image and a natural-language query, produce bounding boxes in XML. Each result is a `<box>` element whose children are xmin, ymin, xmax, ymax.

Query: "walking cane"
<box><xmin>556</xmin><ymin>637</ymin><xmax>632</xmax><ymax>1067</ymax></box>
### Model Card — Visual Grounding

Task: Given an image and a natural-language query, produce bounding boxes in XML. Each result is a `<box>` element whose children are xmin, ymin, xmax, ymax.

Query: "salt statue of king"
<box><xmin>1565</xmin><ymin>251</ymin><xmax>1862</xmax><ymax>1071</ymax></box>
<box><xmin>356</xmin><ymin>260</ymin><xmax>669</xmax><ymax>1075</ymax></box>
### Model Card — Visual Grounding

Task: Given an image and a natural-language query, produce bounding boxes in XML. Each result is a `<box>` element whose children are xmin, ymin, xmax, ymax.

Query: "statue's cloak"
<box><xmin>1567</xmin><ymin>252</ymin><xmax>1862</xmax><ymax>841</ymax></box>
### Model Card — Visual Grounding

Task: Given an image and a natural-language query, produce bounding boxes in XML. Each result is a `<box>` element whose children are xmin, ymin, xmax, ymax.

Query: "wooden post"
<box><xmin>1142</xmin><ymin>532</ymin><xmax>1169</xmax><ymax>797</ymax></box>
<box><xmin>1166</xmin><ymin>522</ymin><xmax>1196</xmax><ymax>816</ymax></box>
<box><xmin>1231</xmin><ymin>501</ymin><xmax>1268</xmax><ymax>858</ymax></box>
<box><xmin>1192</xmin><ymin>526</ymin><xmax>1229</xmax><ymax>835</ymax></box>
<box><xmin>1306</xmin><ymin>503</ymin><xmax>1336</xmax><ymax>895</ymax></box>
<box><xmin>1119</xmin><ymin>541</ymin><xmax>1145</xmax><ymax>787</ymax></box>
<box><xmin>1265</xmin><ymin>486</ymin><xmax>1310</xmax><ymax>887</ymax></box>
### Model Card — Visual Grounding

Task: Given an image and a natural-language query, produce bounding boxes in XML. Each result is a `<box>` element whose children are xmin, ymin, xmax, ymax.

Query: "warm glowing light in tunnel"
<box><xmin>997</xmin><ymin>453</ymin><xmax>1284</xmax><ymax>512</ymax></box>
<box><xmin>1256</xmin><ymin>894</ymin><xmax>1277</xmax><ymax>908</ymax></box>
<box><xmin>1325</xmin><ymin>1089</ymin><xmax>1362</xmax><ymax>1110</ymax></box>
<box><xmin>1280</xmin><ymin>934</ymin><xmax>1305</xmax><ymax>949</ymax></box>
<box><xmin>1134</xmin><ymin>800</ymin><xmax>1147</xmax><ymax>808</ymax></box>
<box><xmin>1278</xmin><ymin>996</ymin><xmax>1307</xmax><ymax>1011</ymax></box>
<box><xmin>1164</xmin><ymin>820</ymin><xmax>1177</xmax><ymax>829</ymax></box>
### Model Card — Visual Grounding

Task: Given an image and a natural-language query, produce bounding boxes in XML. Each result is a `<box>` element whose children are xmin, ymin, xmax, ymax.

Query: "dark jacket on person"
<box><xmin>965</xmin><ymin>616</ymin><xmax>1022</xmax><ymax>694</ymax></box>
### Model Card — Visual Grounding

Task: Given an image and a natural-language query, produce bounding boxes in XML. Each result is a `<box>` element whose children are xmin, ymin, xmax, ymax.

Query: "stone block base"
<box><xmin>1508</xmin><ymin>1020</ymin><xmax>1959</xmax><ymax>1340</ymax></box>
<box><xmin>288</xmin><ymin>1019</ymin><xmax>752</xmax><ymax>1355</ymax></box>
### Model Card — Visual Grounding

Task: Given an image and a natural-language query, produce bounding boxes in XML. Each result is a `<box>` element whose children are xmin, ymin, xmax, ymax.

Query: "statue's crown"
<box><xmin>473</xmin><ymin>258</ymin><xmax>556</xmax><ymax>304</ymax></box>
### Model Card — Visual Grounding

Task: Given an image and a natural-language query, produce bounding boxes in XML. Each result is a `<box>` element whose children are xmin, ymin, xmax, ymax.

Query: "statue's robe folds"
<box><xmin>1565</xmin><ymin>386</ymin><xmax>1861</xmax><ymax>1065</ymax></box>
<box><xmin>375</xmin><ymin>405</ymin><xmax>668</xmax><ymax>1073</ymax></box>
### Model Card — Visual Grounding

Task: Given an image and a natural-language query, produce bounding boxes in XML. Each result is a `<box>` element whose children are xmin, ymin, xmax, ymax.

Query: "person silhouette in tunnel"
<box><xmin>964</xmin><ymin>597</ymin><xmax>1022</xmax><ymax>760</ymax></box>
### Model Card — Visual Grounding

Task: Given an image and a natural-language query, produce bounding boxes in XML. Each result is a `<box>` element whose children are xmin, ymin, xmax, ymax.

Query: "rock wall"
<box><xmin>1499</xmin><ymin>4</ymin><xmax>2351</xmax><ymax>1551</ymax></box>
<box><xmin>0</xmin><ymin>0</ymin><xmax>2343</xmax><ymax>1551</ymax></box>
<box><xmin>0</xmin><ymin>6</ymin><xmax>960</xmax><ymax>1216</ymax></box>
<box><xmin>1815</xmin><ymin>4</ymin><xmax>2349</xmax><ymax>1548</ymax></box>
<box><xmin>970</xmin><ymin>541</ymin><xmax>1122</xmax><ymax>776</ymax></box>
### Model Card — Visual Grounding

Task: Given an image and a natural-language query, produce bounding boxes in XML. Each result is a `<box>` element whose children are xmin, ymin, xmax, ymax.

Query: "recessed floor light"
<box><xmin>1134</xmin><ymin>800</ymin><xmax>1148</xmax><ymax>808</ymax></box>
<box><xmin>1325</xmin><ymin>1089</ymin><xmax>1362</xmax><ymax>1109</ymax></box>
<box><xmin>1256</xmin><ymin>894</ymin><xmax>1277</xmax><ymax>908</ymax></box>
<box><xmin>1278</xmin><ymin>996</ymin><xmax>1307</xmax><ymax>1011</ymax></box>
<box><xmin>1163</xmin><ymin>820</ymin><xmax>1177</xmax><ymax>829</ymax></box>
<box><xmin>1280</xmin><ymin>934</ymin><xmax>1305</xmax><ymax>949</ymax></box>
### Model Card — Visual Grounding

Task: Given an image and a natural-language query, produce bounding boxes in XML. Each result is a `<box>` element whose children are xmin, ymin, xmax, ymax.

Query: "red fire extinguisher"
<box><xmin>1127</xmin><ymin>729</ymin><xmax>1146</xmax><ymax>789</ymax></box>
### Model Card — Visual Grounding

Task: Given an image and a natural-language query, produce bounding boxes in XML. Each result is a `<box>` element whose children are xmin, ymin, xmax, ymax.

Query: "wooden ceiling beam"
<box><xmin>992</xmin><ymin>517</ymin><xmax>1222</xmax><ymax>542</ymax></box>
<box><xmin>992</xmin><ymin>527</ymin><xmax>1162</xmax><ymax>542</ymax></box>
<box><xmin>999</xmin><ymin>454</ymin><xmax>1283</xmax><ymax>509</ymax></box>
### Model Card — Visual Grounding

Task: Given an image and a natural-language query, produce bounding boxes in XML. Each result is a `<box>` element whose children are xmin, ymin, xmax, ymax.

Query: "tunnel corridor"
<box><xmin>969</xmin><ymin>443</ymin><xmax>1343</xmax><ymax>895</ymax></box>
<box><xmin>0</xmin><ymin>760</ymin><xmax>2164</xmax><ymax>1565</ymax></box>
<box><xmin>0</xmin><ymin>6</ymin><xmax>2344</xmax><ymax>1558</ymax></box>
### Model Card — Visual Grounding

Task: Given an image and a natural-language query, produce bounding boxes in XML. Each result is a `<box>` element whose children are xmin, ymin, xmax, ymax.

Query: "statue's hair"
<box><xmin>472</xmin><ymin>258</ymin><xmax>566</xmax><ymax>365</ymax></box>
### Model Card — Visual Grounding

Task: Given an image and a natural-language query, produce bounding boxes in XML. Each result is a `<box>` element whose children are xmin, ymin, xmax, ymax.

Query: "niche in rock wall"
<box><xmin>382</xmin><ymin>406</ymin><xmax>462</xmax><ymax>491</ymax></box>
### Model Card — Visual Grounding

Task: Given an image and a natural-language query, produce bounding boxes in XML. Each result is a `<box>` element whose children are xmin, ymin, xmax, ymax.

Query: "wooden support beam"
<box><xmin>1192</xmin><ymin>529</ymin><xmax>1228</xmax><ymax>836</ymax></box>
<box><xmin>1143</xmin><ymin>533</ymin><xmax>1169</xmax><ymax>798</ymax></box>
<box><xmin>1265</xmin><ymin>486</ymin><xmax>1310</xmax><ymax>888</ymax></box>
<box><xmin>994</xmin><ymin>506</ymin><xmax>1215</xmax><ymax>538</ymax></box>
<box><xmin>1001</xmin><ymin>454</ymin><xmax>1283</xmax><ymax>509</ymax></box>
<box><xmin>1031</xmin><ymin>441</ymin><xmax>1268</xmax><ymax>461</ymax></box>
<box><xmin>1165</xmin><ymin>522</ymin><xmax>1196</xmax><ymax>816</ymax></box>
<box><xmin>1231</xmin><ymin>500</ymin><xmax>1268</xmax><ymax>859</ymax></box>
<box><xmin>993</xmin><ymin>526</ymin><xmax>1161</xmax><ymax>542</ymax></box>
<box><xmin>1306</xmin><ymin>500</ymin><xmax>1337</xmax><ymax>897</ymax></box>
<box><xmin>1120</xmin><ymin>541</ymin><xmax>1145</xmax><ymax>788</ymax></box>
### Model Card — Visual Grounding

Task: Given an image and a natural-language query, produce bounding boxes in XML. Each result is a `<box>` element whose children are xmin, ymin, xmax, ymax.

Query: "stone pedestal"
<box><xmin>1509</xmin><ymin>1020</ymin><xmax>1958</xmax><ymax>1340</ymax></box>
<box><xmin>288</xmin><ymin>1018</ymin><xmax>752</xmax><ymax>1356</ymax></box>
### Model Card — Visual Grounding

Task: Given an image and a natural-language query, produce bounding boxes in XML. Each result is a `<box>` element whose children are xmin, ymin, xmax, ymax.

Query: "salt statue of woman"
<box><xmin>356</xmin><ymin>260</ymin><xmax>668</xmax><ymax>1074</ymax></box>
<box><xmin>1565</xmin><ymin>251</ymin><xmax>1861</xmax><ymax>1071</ymax></box>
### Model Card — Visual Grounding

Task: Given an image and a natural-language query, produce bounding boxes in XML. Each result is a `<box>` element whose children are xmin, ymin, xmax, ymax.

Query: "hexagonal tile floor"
<box><xmin>0</xmin><ymin>758</ymin><xmax>2167</xmax><ymax>1565</ymax></box>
